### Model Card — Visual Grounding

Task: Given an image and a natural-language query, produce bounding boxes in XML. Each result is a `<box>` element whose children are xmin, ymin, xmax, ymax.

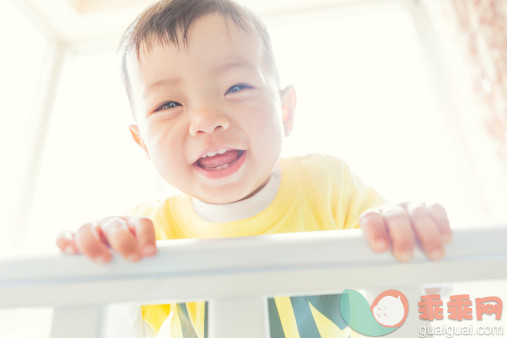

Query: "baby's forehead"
<box><xmin>134</xmin><ymin>15</ymin><xmax>264</xmax><ymax>63</ymax></box>
<box><xmin>128</xmin><ymin>21</ymin><xmax>269</xmax><ymax>83</ymax></box>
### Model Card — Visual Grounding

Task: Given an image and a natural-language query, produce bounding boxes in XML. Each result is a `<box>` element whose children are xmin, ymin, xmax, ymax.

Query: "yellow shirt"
<box><xmin>127</xmin><ymin>154</ymin><xmax>387</xmax><ymax>337</ymax></box>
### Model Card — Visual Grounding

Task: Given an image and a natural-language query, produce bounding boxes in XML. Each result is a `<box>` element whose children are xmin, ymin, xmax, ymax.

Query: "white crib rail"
<box><xmin>1</xmin><ymin>225</ymin><xmax>507</xmax><ymax>337</ymax></box>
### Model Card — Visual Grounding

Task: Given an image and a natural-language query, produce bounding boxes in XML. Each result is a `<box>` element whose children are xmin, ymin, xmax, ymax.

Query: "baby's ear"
<box><xmin>128</xmin><ymin>124</ymin><xmax>150</xmax><ymax>159</ymax></box>
<box><xmin>280</xmin><ymin>85</ymin><xmax>296</xmax><ymax>136</ymax></box>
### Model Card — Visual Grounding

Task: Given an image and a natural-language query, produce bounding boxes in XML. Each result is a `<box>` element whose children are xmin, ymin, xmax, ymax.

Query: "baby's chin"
<box><xmin>187</xmin><ymin>168</ymin><xmax>274</xmax><ymax>204</ymax></box>
<box><xmin>193</xmin><ymin>183</ymin><xmax>261</xmax><ymax>205</ymax></box>
<box><xmin>194</xmin><ymin>190</ymin><xmax>251</xmax><ymax>205</ymax></box>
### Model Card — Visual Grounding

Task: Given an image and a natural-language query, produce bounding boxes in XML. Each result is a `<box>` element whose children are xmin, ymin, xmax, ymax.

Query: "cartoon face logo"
<box><xmin>370</xmin><ymin>290</ymin><xmax>409</xmax><ymax>328</ymax></box>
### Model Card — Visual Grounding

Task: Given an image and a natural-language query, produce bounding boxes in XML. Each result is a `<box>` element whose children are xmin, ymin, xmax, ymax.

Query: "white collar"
<box><xmin>192</xmin><ymin>166</ymin><xmax>281</xmax><ymax>223</ymax></box>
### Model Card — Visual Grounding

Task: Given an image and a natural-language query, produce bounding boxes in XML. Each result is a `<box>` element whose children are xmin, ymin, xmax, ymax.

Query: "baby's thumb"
<box><xmin>56</xmin><ymin>231</ymin><xmax>79</xmax><ymax>254</ymax></box>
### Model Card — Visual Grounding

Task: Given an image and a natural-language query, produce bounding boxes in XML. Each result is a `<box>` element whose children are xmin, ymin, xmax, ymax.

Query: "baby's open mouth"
<box><xmin>194</xmin><ymin>149</ymin><xmax>245</xmax><ymax>170</ymax></box>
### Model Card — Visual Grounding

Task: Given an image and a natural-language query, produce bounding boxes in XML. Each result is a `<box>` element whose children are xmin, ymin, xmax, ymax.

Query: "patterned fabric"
<box><xmin>268</xmin><ymin>295</ymin><xmax>359</xmax><ymax>338</ymax></box>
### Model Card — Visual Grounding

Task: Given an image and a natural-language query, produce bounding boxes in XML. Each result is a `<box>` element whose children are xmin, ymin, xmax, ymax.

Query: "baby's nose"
<box><xmin>189</xmin><ymin>108</ymin><xmax>230</xmax><ymax>136</ymax></box>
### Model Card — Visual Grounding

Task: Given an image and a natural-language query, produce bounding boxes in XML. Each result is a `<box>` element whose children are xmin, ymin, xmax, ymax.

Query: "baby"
<box><xmin>56</xmin><ymin>0</ymin><xmax>452</xmax><ymax>336</ymax></box>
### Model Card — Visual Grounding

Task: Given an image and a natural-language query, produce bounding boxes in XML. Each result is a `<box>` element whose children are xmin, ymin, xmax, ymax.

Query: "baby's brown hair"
<box><xmin>118</xmin><ymin>0</ymin><xmax>280</xmax><ymax>116</ymax></box>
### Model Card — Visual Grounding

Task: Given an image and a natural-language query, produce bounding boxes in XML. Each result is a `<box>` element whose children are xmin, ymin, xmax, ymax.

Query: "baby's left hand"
<box><xmin>359</xmin><ymin>202</ymin><xmax>452</xmax><ymax>262</ymax></box>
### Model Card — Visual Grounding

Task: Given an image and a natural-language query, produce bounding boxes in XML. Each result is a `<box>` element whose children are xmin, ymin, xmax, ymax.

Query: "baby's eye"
<box><xmin>156</xmin><ymin>101</ymin><xmax>181</xmax><ymax>111</ymax></box>
<box><xmin>225</xmin><ymin>83</ymin><xmax>251</xmax><ymax>95</ymax></box>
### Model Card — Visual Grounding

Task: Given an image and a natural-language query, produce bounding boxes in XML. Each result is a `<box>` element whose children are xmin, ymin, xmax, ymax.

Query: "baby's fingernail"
<box><xmin>144</xmin><ymin>246</ymin><xmax>155</xmax><ymax>256</ymax></box>
<box><xmin>397</xmin><ymin>251</ymin><xmax>413</xmax><ymax>262</ymax></box>
<box><xmin>127</xmin><ymin>253</ymin><xmax>141</xmax><ymax>262</ymax></box>
<box><xmin>65</xmin><ymin>246</ymin><xmax>77</xmax><ymax>254</ymax></box>
<box><xmin>429</xmin><ymin>248</ymin><xmax>444</xmax><ymax>260</ymax></box>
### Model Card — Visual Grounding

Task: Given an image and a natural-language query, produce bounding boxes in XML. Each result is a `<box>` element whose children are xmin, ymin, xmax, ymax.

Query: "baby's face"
<box><xmin>127</xmin><ymin>13</ymin><xmax>295</xmax><ymax>204</ymax></box>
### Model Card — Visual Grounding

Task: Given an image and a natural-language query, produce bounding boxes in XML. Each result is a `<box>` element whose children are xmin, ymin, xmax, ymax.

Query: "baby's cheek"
<box><xmin>149</xmin><ymin>137</ymin><xmax>186</xmax><ymax>178</ymax></box>
<box><xmin>256</xmin><ymin>114</ymin><xmax>284</xmax><ymax>147</ymax></box>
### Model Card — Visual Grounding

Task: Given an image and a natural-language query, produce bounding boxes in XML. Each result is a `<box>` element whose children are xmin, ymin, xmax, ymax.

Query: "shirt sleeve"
<box><xmin>123</xmin><ymin>202</ymin><xmax>155</xmax><ymax>217</ymax></box>
<box><xmin>123</xmin><ymin>201</ymin><xmax>170</xmax><ymax>240</ymax></box>
<box><xmin>325</xmin><ymin>155</ymin><xmax>388</xmax><ymax>229</ymax></box>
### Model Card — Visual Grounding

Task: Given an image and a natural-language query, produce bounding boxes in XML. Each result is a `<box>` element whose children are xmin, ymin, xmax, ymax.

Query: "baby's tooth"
<box><xmin>201</xmin><ymin>149</ymin><xmax>229</xmax><ymax>159</ymax></box>
<box><xmin>215</xmin><ymin>163</ymin><xmax>230</xmax><ymax>170</ymax></box>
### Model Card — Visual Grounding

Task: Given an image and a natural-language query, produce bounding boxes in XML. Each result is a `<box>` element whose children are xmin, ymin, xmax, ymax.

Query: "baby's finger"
<box><xmin>102</xmin><ymin>217</ymin><xmax>142</xmax><ymax>262</ymax></box>
<box><xmin>359</xmin><ymin>209</ymin><xmax>389</xmax><ymax>252</ymax></box>
<box><xmin>75</xmin><ymin>224</ymin><xmax>112</xmax><ymax>264</ymax></box>
<box><xmin>381</xmin><ymin>205</ymin><xmax>415</xmax><ymax>262</ymax></box>
<box><xmin>427</xmin><ymin>202</ymin><xmax>452</xmax><ymax>243</ymax></box>
<box><xmin>126</xmin><ymin>217</ymin><xmax>156</xmax><ymax>257</ymax></box>
<box><xmin>407</xmin><ymin>203</ymin><xmax>445</xmax><ymax>260</ymax></box>
<box><xmin>56</xmin><ymin>231</ymin><xmax>78</xmax><ymax>255</ymax></box>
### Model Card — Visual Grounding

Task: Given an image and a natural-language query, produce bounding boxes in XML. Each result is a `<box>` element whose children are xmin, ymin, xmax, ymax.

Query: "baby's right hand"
<box><xmin>56</xmin><ymin>216</ymin><xmax>157</xmax><ymax>264</ymax></box>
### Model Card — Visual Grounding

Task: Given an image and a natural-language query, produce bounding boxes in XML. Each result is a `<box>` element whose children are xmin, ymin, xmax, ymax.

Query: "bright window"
<box><xmin>0</xmin><ymin>1</ymin><xmax>49</xmax><ymax>249</ymax></box>
<box><xmin>269</xmin><ymin>6</ymin><xmax>488</xmax><ymax>227</ymax></box>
